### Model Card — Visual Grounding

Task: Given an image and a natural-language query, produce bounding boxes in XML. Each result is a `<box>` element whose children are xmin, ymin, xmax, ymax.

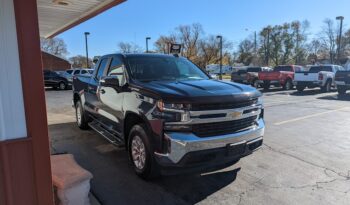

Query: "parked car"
<box><xmin>43</xmin><ymin>70</ymin><xmax>70</xmax><ymax>90</ymax></box>
<box><xmin>60</xmin><ymin>68</ymin><xmax>94</xmax><ymax>83</ymax></box>
<box><xmin>232</xmin><ymin>67</ymin><xmax>272</xmax><ymax>88</ymax></box>
<box><xmin>259</xmin><ymin>65</ymin><xmax>302</xmax><ymax>90</ymax></box>
<box><xmin>72</xmin><ymin>53</ymin><xmax>265</xmax><ymax>179</ymax></box>
<box><xmin>294</xmin><ymin>65</ymin><xmax>344</xmax><ymax>92</ymax></box>
<box><xmin>335</xmin><ymin>69</ymin><xmax>350</xmax><ymax>95</ymax></box>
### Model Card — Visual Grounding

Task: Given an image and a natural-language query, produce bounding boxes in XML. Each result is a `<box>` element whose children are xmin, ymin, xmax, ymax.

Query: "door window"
<box><xmin>107</xmin><ymin>57</ymin><xmax>125</xmax><ymax>85</ymax></box>
<box><xmin>73</xmin><ymin>70</ymin><xmax>80</xmax><ymax>75</ymax></box>
<box><xmin>96</xmin><ymin>58</ymin><xmax>109</xmax><ymax>80</ymax></box>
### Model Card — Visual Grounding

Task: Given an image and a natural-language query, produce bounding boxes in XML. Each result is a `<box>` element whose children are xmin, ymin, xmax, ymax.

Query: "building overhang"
<box><xmin>37</xmin><ymin>0</ymin><xmax>126</xmax><ymax>38</ymax></box>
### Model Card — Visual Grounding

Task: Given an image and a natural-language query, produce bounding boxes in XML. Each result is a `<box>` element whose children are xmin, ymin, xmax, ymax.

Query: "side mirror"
<box><xmin>100</xmin><ymin>77</ymin><xmax>119</xmax><ymax>88</ymax></box>
<box><xmin>93</xmin><ymin>56</ymin><xmax>100</xmax><ymax>64</ymax></box>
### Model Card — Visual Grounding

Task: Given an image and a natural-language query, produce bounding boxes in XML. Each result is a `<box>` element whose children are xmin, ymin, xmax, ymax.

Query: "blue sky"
<box><xmin>58</xmin><ymin>0</ymin><xmax>350</xmax><ymax>58</ymax></box>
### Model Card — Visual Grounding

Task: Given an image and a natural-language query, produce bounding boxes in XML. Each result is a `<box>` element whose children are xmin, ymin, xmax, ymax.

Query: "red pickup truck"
<box><xmin>258</xmin><ymin>65</ymin><xmax>303</xmax><ymax>90</ymax></box>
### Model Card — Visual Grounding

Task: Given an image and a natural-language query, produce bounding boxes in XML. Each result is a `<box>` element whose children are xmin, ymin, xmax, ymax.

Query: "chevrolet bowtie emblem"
<box><xmin>229</xmin><ymin>111</ymin><xmax>242</xmax><ymax>118</ymax></box>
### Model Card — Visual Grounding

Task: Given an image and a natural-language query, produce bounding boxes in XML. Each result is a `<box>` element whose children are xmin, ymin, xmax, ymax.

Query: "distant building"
<box><xmin>41</xmin><ymin>51</ymin><xmax>71</xmax><ymax>71</ymax></box>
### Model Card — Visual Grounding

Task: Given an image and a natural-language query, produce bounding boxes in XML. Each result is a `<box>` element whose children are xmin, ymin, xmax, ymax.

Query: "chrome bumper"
<box><xmin>155</xmin><ymin>118</ymin><xmax>265</xmax><ymax>164</ymax></box>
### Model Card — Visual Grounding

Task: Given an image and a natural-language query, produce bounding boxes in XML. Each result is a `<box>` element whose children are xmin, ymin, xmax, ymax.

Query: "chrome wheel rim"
<box><xmin>60</xmin><ymin>82</ymin><xmax>65</xmax><ymax>90</ymax></box>
<box><xmin>76</xmin><ymin>104</ymin><xmax>82</xmax><ymax>125</ymax></box>
<box><xmin>286</xmin><ymin>81</ymin><xmax>291</xmax><ymax>90</ymax></box>
<box><xmin>131</xmin><ymin>135</ymin><xmax>146</xmax><ymax>170</ymax></box>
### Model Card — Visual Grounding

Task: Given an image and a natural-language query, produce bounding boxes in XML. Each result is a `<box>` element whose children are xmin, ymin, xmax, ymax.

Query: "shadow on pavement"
<box><xmin>289</xmin><ymin>89</ymin><xmax>324</xmax><ymax>96</ymax></box>
<box><xmin>49</xmin><ymin>122</ymin><xmax>240</xmax><ymax>205</ymax></box>
<box><xmin>317</xmin><ymin>94</ymin><xmax>350</xmax><ymax>101</ymax></box>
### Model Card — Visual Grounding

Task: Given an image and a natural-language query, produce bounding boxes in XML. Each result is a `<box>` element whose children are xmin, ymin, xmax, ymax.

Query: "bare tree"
<box><xmin>319</xmin><ymin>18</ymin><xmax>337</xmax><ymax>63</ymax></box>
<box><xmin>154</xmin><ymin>35</ymin><xmax>177</xmax><ymax>54</ymax></box>
<box><xmin>117</xmin><ymin>42</ymin><xmax>142</xmax><ymax>53</ymax></box>
<box><xmin>69</xmin><ymin>55</ymin><xmax>92</xmax><ymax>68</ymax></box>
<box><xmin>175</xmin><ymin>23</ymin><xmax>203</xmax><ymax>59</ymax></box>
<box><xmin>40</xmin><ymin>37</ymin><xmax>68</xmax><ymax>57</ymax></box>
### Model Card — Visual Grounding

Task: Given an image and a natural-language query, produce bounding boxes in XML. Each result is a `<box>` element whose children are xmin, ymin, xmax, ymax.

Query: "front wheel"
<box><xmin>58</xmin><ymin>81</ymin><xmax>67</xmax><ymax>90</ymax></box>
<box><xmin>338</xmin><ymin>86</ymin><xmax>347</xmax><ymax>96</ymax></box>
<box><xmin>252</xmin><ymin>79</ymin><xmax>259</xmax><ymax>88</ymax></box>
<box><xmin>128</xmin><ymin>124</ymin><xmax>160</xmax><ymax>179</ymax></box>
<box><xmin>283</xmin><ymin>79</ymin><xmax>293</xmax><ymax>90</ymax></box>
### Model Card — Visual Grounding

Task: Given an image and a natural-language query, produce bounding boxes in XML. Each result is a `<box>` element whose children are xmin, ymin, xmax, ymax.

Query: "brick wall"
<box><xmin>41</xmin><ymin>51</ymin><xmax>71</xmax><ymax>71</ymax></box>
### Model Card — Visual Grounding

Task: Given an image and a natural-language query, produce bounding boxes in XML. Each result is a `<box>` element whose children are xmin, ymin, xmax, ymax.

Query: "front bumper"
<box><xmin>154</xmin><ymin>118</ymin><xmax>264</xmax><ymax>171</ymax></box>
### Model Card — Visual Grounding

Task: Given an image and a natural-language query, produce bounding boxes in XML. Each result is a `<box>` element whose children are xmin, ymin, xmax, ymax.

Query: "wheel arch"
<box><xmin>123</xmin><ymin>111</ymin><xmax>155</xmax><ymax>150</ymax></box>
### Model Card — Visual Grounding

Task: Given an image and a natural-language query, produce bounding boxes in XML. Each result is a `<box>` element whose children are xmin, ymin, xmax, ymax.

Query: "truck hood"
<box><xmin>131</xmin><ymin>79</ymin><xmax>261</xmax><ymax>103</ymax></box>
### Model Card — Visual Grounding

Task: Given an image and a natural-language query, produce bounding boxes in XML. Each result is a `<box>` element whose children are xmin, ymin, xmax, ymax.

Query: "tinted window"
<box><xmin>247</xmin><ymin>67</ymin><xmax>261</xmax><ymax>72</ymax></box>
<box><xmin>73</xmin><ymin>70</ymin><xmax>80</xmax><ymax>75</ymax></box>
<box><xmin>66</xmin><ymin>70</ymin><xmax>73</xmax><ymax>74</ymax></box>
<box><xmin>126</xmin><ymin>56</ymin><xmax>209</xmax><ymax>81</ymax></box>
<box><xmin>274</xmin><ymin>66</ymin><xmax>293</xmax><ymax>72</ymax></box>
<box><xmin>81</xmin><ymin>70</ymin><xmax>88</xmax><ymax>74</ymax></box>
<box><xmin>309</xmin><ymin>66</ymin><xmax>332</xmax><ymax>73</ymax></box>
<box><xmin>108</xmin><ymin>57</ymin><xmax>125</xmax><ymax>84</ymax></box>
<box><xmin>96</xmin><ymin>58</ymin><xmax>109</xmax><ymax>79</ymax></box>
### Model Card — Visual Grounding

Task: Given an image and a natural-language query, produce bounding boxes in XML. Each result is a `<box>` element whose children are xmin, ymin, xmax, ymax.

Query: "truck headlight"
<box><xmin>156</xmin><ymin>100</ymin><xmax>191</xmax><ymax>112</ymax></box>
<box><xmin>257</xmin><ymin>97</ymin><xmax>263</xmax><ymax>105</ymax></box>
<box><xmin>154</xmin><ymin>100</ymin><xmax>191</xmax><ymax>122</ymax></box>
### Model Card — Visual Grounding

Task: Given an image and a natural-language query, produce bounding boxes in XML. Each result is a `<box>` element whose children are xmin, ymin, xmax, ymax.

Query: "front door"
<box><xmin>98</xmin><ymin>56</ymin><xmax>126</xmax><ymax>134</ymax></box>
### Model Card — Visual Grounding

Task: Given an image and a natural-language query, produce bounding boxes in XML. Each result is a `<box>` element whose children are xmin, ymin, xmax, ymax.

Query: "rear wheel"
<box><xmin>296</xmin><ymin>85</ymin><xmax>306</xmax><ymax>92</ymax></box>
<box><xmin>75</xmin><ymin>100</ymin><xmax>89</xmax><ymax>130</ymax></box>
<box><xmin>128</xmin><ymin>124</ymin><xmax>160</xmax><ymax>179</ymax></box>
<box><xmin>321</xmin><ymin>80</ymin><xmax>331</xmax><ymax>93</ymax></box>
<box><xmin>263</xmin><ymin>81</ymin><xmax>270</xmax><ymax>91</ymax></box>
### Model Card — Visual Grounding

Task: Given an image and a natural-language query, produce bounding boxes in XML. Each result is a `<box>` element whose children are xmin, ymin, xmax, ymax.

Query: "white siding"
<box><xmin>0</xmin><ymin>0</ymin><xmax>27</xmax><ymax>141</ymax></box>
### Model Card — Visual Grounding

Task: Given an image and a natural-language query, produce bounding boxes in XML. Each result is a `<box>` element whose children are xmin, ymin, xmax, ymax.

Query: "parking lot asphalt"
<box><xmin>47</xmin><ymin>87</ymin><xmax>350</xmax><ymax>205</ymax></box>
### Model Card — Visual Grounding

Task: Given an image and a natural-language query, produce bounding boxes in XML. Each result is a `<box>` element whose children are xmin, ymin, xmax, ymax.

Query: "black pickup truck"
<box><xmin>72</xmin><ymin>53</ymin><xmax>265</xmax><ymax>179</ymax></box>
<box><xmin>335</xmin><ymin>70</ymin><xmax>350</xmax><ymax>95</ymax></box>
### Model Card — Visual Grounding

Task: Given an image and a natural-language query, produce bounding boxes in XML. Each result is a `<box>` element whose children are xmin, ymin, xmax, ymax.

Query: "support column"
<box><xmin>0</xmin><ymin>0</ymin><xmax>54</xmax><ymax>204</ymax></box>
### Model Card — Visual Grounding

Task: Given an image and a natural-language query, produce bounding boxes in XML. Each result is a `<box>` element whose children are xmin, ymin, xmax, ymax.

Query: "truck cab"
<box><xmin>72</xmin><ymin>53</ymin><xmax>265</xmax><ymax>179</ymax></box>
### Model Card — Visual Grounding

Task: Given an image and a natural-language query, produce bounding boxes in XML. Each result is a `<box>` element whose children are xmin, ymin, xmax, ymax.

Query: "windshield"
<box><xmin>126</xmin><ymin>56</ymin><xmax>209</xmax><ymax>81</ymax></box>
<box><xmin>309</xmin><ymin>66</ymin><xmax>332</xmax><ymax>73</ymax></box>
<box><xmin>247</xmin><ymin>67</ymin><xmax>261</xmax><ymax>72</ymax></box>
<box><xmin>274</xmin><ymin>66</ymin><xmax>293</xmax><ymax>72</ymax></box>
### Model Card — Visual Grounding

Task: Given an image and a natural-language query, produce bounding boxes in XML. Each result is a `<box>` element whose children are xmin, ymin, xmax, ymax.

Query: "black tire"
<box><xmin>296</xmin><ymin>85</ymin><xmax>306</xmax><ymax>92</ymax></box>
<box><xmin>128</xmin><ymin>124</ymin><xmax>160</xmax><ymax>179</ymax></box>
<box><xmin>58</xmin><ymin>81</ymin><xmax>67</xmax><ymax>90</ymax></box>
<box><xmin>321</xmin><ymin>80</ymin><xmax>331</xmax><ymax>93</ymax></box>
<box><xmin>338</xmin><ymin>86</ymin><xmax>347</xmax><ymax>96</ymax></box>
<box><xmin>252</xmin><ymin>79</ymin><xmax>259</xmax><ymax>88</ymax></box>
<box><xmin>75</xmin><ymin>100</ymin><xmax>89</xmax><ymax>130</ymax></box>
<box><xmin>283</xmin><ymin>79</ymin><xmax>293</xmax><ymax>90</ymax></box>
<box><xmin>263</xmin><ymin>81</ymin><xmax>270</xmax><ymax>91</ymax></box>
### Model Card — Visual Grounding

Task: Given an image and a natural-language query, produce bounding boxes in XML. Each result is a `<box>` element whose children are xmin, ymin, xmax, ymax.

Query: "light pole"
<box><xmin>146</xmin><ymin>37</ymin><xmax>151</xmax><ymax>53</ymax></box>
<box><xmin>84</xmin><ymin>32</ymin><xmax>90</xmax><ymax>68</ymax></box>
<box><xmin>245</xmin><ymin>29</ymin><xmax>257</xmax><ymax>54</ymax></box>
<box><xmin>336</xmin><ymin>16</ymin><xmax>344</xmax><ymax>64</ymax></box>
<box><xmin>217</xmin><ymin>35</ymin><xmax>223</xmax><ymax>80</ymax></box>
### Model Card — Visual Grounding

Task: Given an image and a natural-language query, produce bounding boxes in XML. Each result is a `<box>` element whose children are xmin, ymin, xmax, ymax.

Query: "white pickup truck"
<box><xmin>294</xmin><ymin>65</ymin><xmax>344</xmax><ymax>92</ymax></box>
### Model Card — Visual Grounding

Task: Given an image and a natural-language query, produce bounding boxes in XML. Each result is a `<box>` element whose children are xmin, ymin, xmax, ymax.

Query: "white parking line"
<box><xmin>274</xmin><ymin>107</ymin><xmax>350</xmax><ymax>126</ymax></box>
